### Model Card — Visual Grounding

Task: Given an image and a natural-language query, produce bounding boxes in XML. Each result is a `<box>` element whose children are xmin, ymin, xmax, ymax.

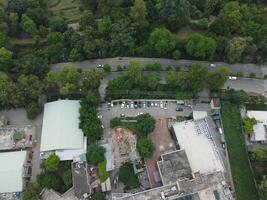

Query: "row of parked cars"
<box><xmin>120</xmin><ymin>101</ymin><xmax>168</xmax><ymax>109</ymax></box>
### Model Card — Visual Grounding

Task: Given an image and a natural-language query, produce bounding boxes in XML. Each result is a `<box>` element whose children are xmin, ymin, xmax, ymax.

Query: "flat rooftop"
<box><xmin>172</xmin><ymin>120</ymin><xmax>224</xmax><ymax>174</ymax></box>
<box><xmin>157</xmin><ymin>150</ymin><xmax>192</xmax><ymax>185</ymax></box>
<box><xmin>0</xmin><ymin>126</ymin><xmax>35</xmax><ymax>151</ymax></box>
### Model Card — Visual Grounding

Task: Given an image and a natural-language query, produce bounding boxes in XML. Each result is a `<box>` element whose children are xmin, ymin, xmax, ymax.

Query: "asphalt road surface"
<box><xmin>50</xmin><ymin>57</ymin><xmax>267</xmax><ymax>78</ymax></box>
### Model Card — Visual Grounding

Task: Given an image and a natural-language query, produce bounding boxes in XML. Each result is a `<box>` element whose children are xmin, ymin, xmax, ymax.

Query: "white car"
<box><xmin>121</xmin><ymin>103</ymin><xmax>125</xmax><ymax>109</ymax></box>
<box><xmin>97</xmin><ymin>114</ymin><xmax>102</xmax><ymax>119</ymax></box>
<box><xmin>155</xmin><ymin>102</ymin><xmax>158</xmax><ymax>107</ymax></box>
<box><xmin>151</xmin><ymin>102</ymin><xmax>154</xmax><ymax>107</ymax></box>
<box><xmin>97</xmin><ymin>64</ymin><xmax>104</xmax><ymax>68</ymax></box>
<box><xmin>143</xmin><ymin>103</ymin><xmax>146</xmax><ymax>108</ymax></box>
<box><xmin>130</xmin><ymin>102</ymin><xmax>134</xmax><ymax>109</ymax></box>
<box><xmin>111</xmin><ymin>103</ymin><xmax>114</xmax><ymax>107</ymax></box>
<box><xmin>160</xmin><ymin>101</ymin><xmax>164</xmax><ymax>109</ymax></box>
<box><xmin>139</xmin><ymin>112</ymin><xmax>143</xmax><ymax>115</ymax></box>
<box><xmin>210</xmin><ymin>63</ymin><xmax>216</xmax><ymax>68</ymax></box>
<box><xmin>229</xmin><ymin>76</ymin><xmax>237</xmax><ymax>80</ymax></box>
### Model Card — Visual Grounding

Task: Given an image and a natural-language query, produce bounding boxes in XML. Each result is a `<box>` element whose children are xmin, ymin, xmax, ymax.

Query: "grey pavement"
<box><xmin>50</xmin><ymin>57</ymin><xmax>267</xmax><ymax>78</ymax></box>
<box><xmin>0</xmin><ymin>109</ymin><xmax>43</xmax><ymax>182</ymax></box>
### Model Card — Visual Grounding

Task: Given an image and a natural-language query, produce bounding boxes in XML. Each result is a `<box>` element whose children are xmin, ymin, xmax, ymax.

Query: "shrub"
<box><xmin>91</xmin><ymin>192</ymin><xmax>106</xmax><ymax>200</ymax></box>
<box><xmin>249</xmin><ymin>72</ymin><xmax>256</xmax><ymax>78</ymax></box>
<box><xmin>250</xmin><ymin>149</ymin><xmax>267</xmax><ymax>162</ymax></box>
<box><xmin>144</xmin><ymin>63</ymin><xmax>161</xmax><ymax>71</ymax></box>
<box><xmin>236</xmin><ymin>71</ymin><xmax>244</xmax><ymax>77</ymax></box>
<box><xmin>22</xmin><ymin>182</ymin><xmax>41</xmax><ymax>200</ymax></box>
<box><xmin>37</xmin><ymin>173</ymin><xmax>62</xmax><ymax>191</ymax></box>
<box><xmin>119</xmin><ymin>163</ymin><xmax>140</xmax><ymax>189</ymax></box>
<box><xmin>26</xmin><ymin>102</ymin><xmax>41</xmax><ymax>120</ymax></box>
<box><xmin>137</xmin><ymin>137</ymin><xmax>155</xmax><ymax>158</ymax></box>
<box><xmin>116</xmin><ymin>65</ymin><xmax>123</xmax><ymax>71</ymax></box>
<box><xmin>103</xmin><ymin>64</ymin><xmax>111</xmax><ymax>72</ymax></box>
<box><xmin>110</xmin><ymin>117</ymin><xmax>121</xmax><ymax>128</ymax></box>
<box><xmin>172</xmin><ymin>50</ymin><xmax>181</xmax><ymax>60</ymax></box>
<box><xmin>63</xmin><ymin>170</ymin><xmax>73</xmax><ymax>187</ymax></box>
<box><xmin>44</xmin><ymin>154</ymin><xmax>60</xmax><ymax>172</ymax></box>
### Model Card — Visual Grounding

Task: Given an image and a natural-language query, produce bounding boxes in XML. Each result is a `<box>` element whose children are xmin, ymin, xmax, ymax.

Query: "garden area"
<box><xmin>221</xmin><ymin>102</ymin><xmax>258</xmax><ymax>200</ymax></box>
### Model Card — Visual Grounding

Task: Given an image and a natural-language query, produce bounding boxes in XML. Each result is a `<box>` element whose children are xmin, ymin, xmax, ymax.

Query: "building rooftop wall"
<box><xmin>247</xmin><ymin>110</ymin><xmax>267</xmax><ymax>142</ymax></box>
<box><xmin>0</xmin><ymin>151</ymin><xmax>27</xmax><ymax>193</ymax></box>
<box><xmin>157</xmin><ymin>150</ymin><xmax>192</xmax><ymax>185</ymax></box>
<box><xmin>40</xmin><ymin>100</ymin><xmax>84</xmax><ymax>152</ymax></box>
<box><xmin>172</xmin><ymin>120</ymin><xmax>224</xmax><ymax>174</ymax></box>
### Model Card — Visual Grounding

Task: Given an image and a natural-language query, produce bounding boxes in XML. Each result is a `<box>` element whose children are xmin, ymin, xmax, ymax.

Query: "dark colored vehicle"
<box><xmin>176</xmin><ymin>108</ymin><xmax>183</xmax><ymax>111</ymax></box>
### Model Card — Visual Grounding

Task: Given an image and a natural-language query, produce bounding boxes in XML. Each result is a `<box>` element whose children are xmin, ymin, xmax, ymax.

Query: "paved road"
<box><xmin>50</xmin><ymin>57</ymin><xmax>267</xmax><ymax>78</ymax></box>
<box><xmin>99</xmin><ymin>72</ymin><xmax>267</xmax><ymax>100</ymax></box>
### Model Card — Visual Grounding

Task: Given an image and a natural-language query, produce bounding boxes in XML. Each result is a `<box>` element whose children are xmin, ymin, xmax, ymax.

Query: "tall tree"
<box><xmin>0</xmin><ymin>47</ymin><xmax>12</xmax><ymax>71</ymax></box>
<box><xmin>126</xmin><ymin>60</ymin><xmax>142</xmax><ymax>85</ymax></box>
<box><xmin>130</xmin><ymin>0</ymin><xmax>148</xmax><ymax>28</ymax></box>
<box><xmin>188</xmin><ymin>64</ymin><xmax>209</xmax><ymax>93</ymax></box>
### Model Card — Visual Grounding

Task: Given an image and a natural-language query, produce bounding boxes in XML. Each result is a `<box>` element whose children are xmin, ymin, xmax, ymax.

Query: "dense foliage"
<box><xmin>43</xmin><ymin>153</ymin><xmax>60</xmax><ymax>172</ymax></box>
<box><xmin>87</xmin><ymin>145</ymin><xmax>106</xmax><ymax>165</ymax></box>
<box><xmin>243</xmin><ymin>117</ymin><xmax>257</xmax><ymax>135</ymax></box>
<box><xmin>250</xmin><ymin>149</ymin><xmax>267</xmax><ymax>162</ymax></box>
<box><xmin>137</xmin><ymin>137</ymin><xmax>155</xmax><ymax>158</ymax></box>
<box><xmin>119</xmin><ymin>162</ymin><xmax>140</xmax><ymax>189</ymax></box>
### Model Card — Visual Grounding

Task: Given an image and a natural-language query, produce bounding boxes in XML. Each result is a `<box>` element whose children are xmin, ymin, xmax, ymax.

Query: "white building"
<box><xmin>172</xmin><ymin>119</ymin><xmax>224</xmax><ymax>174</ymax></box>
<box><xmin>247</xmin><ymin>111</ymin><xmax>267</xmax><ymax>142</ymax></box>
<box><xmin>40</xmin><ymin>100</ymin><xmax>87</xmax><ymax>161</ymax></box>
<box><xmin>0</xmin><ymin>151</ymin><xmax>27</xmax><ymax>194</ymax></box>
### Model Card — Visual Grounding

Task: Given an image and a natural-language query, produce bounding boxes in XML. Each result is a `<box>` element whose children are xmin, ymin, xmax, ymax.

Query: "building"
<box><xmin>247</xmin><ymin>111</ymin><xmax>267</xmax><ymax>143</ymax></box>
<box><xmin>40</xmin><ymin>100</ymin><xmax>87</xmax><ymax>160</ymax></box>
<box><xmin>211</xmin><ymin>98</ymin><xmax>221</xmax><ymax>110</ymax></box>
<box><xmin>0</xmin><ymin>151</ymin><xmax>29</xmax><ymax>194</ymax></box>
<box><xmin>172</xmin><ymin>119</ymin><xmax>224</xmax><ymax>174</ymax></box>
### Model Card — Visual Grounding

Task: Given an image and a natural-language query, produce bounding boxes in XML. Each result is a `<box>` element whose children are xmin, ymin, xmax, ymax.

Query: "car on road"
<box><xmin>229</xmin><ymin>76</ymin><xmax>237</xmax><ymax>80</ymax></box>
<box><xmin>155</xmin><ymin>102</ymin><xmax>158</xmax><ymax>107</ymax></box>
<box><xmin>120</xmin><ymin>114</ymin><xmax>125</xmax><ymax>118</ymax></box>
<box><xmin>151</xmin><ymin>102</ymin><xmax>154</xmax><ymax>107</ymax></box>
<box><xmin>121</xmin><ymin>102</ymin><xmax>125</xmax><ymax>109</ymax></box>
<box><xmin>160</xmin><ymin>101</ymin><xmax>163</xmax><ymax>109</ymax></box>
<box><xmin>97</xmin><ymin>64</ymin><xmax>104</xmax><ymax>68</ymax></box>
<box><xmin>210</xmin><ymin>63</ymin><xmax>216</xmax><ymax>68</ymax></box>
<box><xmin>143</xmin><ymin>102</ymin><xmax>146</xmax><ymax>108</ymax></box>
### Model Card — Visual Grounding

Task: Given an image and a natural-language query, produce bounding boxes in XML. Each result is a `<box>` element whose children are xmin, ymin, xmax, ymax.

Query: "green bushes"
<box><xmin>87</xmin><ymin>146</ymin><xmax>106</xmax><ymax>165</ymax></box>
<box><xmin>43</xmin><ymin>154</ymin><xmax>60</xmax><ymax>172</ymax></box>
<box><xmin>26</xmin><ymin>102</ymin><xmax>41</xmax><ymax>120</ymax></box>
<box><xmin>250</xmin><ymin>149</ymin><xmax>267</xmax><ymax>162</ymax></box>
<box><xmin>119</xmin><ymin>163</ymin><xmax>140</xmax><ymax>189</ymax></box>
<box><xmin>137</xmin><ymin>137</ymin><xmax>155</xmax><ymax>158</ymax></box>
<box><xmin>98</xmin><ymin>160</ymin><xmax>109</xmax><ymax>182</ymax></box>
<box><xmin>144</xmin><ymin>63</ymin><xmax>161</xmax><ymax>71</ymax></box>
<box><xmin>243</xmin><ymin>117</ymin><xmax>257</xmax><ymax>135</ymax></box>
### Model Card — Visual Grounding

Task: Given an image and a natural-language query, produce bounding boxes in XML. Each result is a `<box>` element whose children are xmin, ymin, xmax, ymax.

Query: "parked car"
<box><xmin>155</xmin><ymin>102</ymin><xmax>158</xmax><ymax>107</ymax></box>
<box><xmin>120</xmin><ymin>114</ymin><xmax>125</xmax><ymax>118</ymax></box>
<box><xmin>160</xmin><ymin>101</ymin><xmax>164</xmax><ymax>109</ymax></box>
<box><xmin>121</xmin><ymin>102</ymin><xmax>125</xmax><ymax>109</ymax></box>
<box><xmin>176</xmin><ymin>108</ymin><xmax>183</xmax><ymax>112</ymax></box>
<box><xmin>143</xmin><ymin>102</ymin><xmax>146</xmax><ymax>108</ymax></box>
<box><xmin>130</xmin><ymin>102</ymin><xmax>134</xmax><ymax>109</ymax></box>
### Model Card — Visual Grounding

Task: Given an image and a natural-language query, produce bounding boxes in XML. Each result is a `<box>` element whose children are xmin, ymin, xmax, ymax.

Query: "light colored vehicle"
<box><xmin>97</xmin><ymin>64</ymin><xmax>104</xmax><ymax>68</ymax></box>
<box><xmin>143</xmin><ymin>102</ymin><xmax>146</xmax><ymax>108</ymax></box>
<box><xmin>210</xmin><ymin>63</ymin><xmax>216</xmax><ymax>68</ymax></box>
<box><xmin>218</xmin><ymin>128</ymin><xmax>223</xmax><ymax>135</ymax></box>
<box><xmin>151</xmin><ymin>102</ymin><xmax>154</xmax><ymax>107</ymax></box>
<box><xmin>111</xmin><ymin>103</ymin><xmax>114</xmax><ymax>107</ymax></box>
<box><xmin>97</xmin><ymin>114</ymin><xmax>102</xmax><ymax>119</ymax></box>
<box><xmin>130</xmin><ymin>102</ymin><xmax>134</xmax><ymax>109</ymax></box>
<box><xmin>155</xmin><ymin>102</ymin><xmax>158</xmax><ymax>107</ymax></box>
<box><xmin>164</xmin><ymin>103</ymin><xmax>167</xmax><ymax>110</ymax></box>
<box><xmin>121</xmin><ymin>103</ymin><xmax>125</xmax><ymax>109</ymax></box>
<box><xmin>160</xmin><ymin>101</ymin><xmax>164</xmax><ymax>108</ymax></box>
<box><xmin>101</xmin><ymin>124</ymin><xmax>104</xmax><ymax>129</ymax></box>
<box><xmin>229</xmin><ymin>76</ymin><xmax>237</xmax><ymax>80</ymax></box>
<box><xmin>139</xmin><ymin>112</ymin><xmax>143</xmax><ymax>115</ymax></box>
<box><xmin>120</xmin><ymin>114</ymin><xmax>125</xmax><ymax>118</ymax></box>
<box><xmin>126</xmin><ymin>104</ymin><xmax>130</xmax><ymax>109</ymax></box>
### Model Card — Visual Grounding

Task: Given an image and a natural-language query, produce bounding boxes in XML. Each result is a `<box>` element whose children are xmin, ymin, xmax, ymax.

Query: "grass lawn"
<box><xmin>98</xmin><ymin>160</ymin><xmax>109</xmax><ymax>182</ymax></box>
<box><xmin>221</xmin><ymin>102</ymin><xmax>258</xmax><ymax>200</ymax></box>
<box><xmin>47</xmin><ymin>0</ymin><xmax>82</xmax><ymax>23</ymax></box>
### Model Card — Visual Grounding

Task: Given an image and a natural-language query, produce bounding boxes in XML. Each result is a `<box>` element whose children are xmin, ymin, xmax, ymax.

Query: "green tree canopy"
<box><xmin>37</xmin><ymin>173</ymin><xmax>62</xmax><ymax>191</ymax></box>
<box><xmin>185</xmin><ymin>34</ymin><xmax>217</xmax><ymax>60</ymax></box>
<box><xmin>136</xmin><ymin>113</ymin><xmax>155</xmax><ymax>135</ymax></box>
<box><xmin>149</xmin><ymin>28</ymin><xmax>176</xmax><ymax>56</ymax></box>
<box><xmin>91</xmin><ymin>192</ymin><xmax>106</xmax><ymax>200</ymax></box>
<box><xmin>119</xmin><ymin>163</ymin><xmax>140</xmax><ymax>189</ymax></box>
<box><xmin>126</xmin><ymin>60</ymin><xmax>142</xmax><ymax>85</ymax></box>
<box><xmin>87</xmin><ymin>146</ymin><xmax>106</xmax><ymax>165</ymax></box>
<box><xmin>22</xmin><ymin>182</ymin><xmax>41</xmax><ymax>200</ymax></box>
<box><xmin>243</xmin><ymin>117</ymin><xmax>257</xmax><ymax>135</ymax></box>
<box><xmin>0</xmin><ymin>47</ymin><xmax>12</xmax><ymax>71</ymax></box>
<box><xmin>250</xmin><ymin>148</ymin><xmax>267</xmax><ymax>162</ymax></box>
<box><xmin>44</xmin><ymin>154</ymin><xmax>60</xmax><ymax>172</ymax></box>
<box><xmin>130</xmin><ymin>0</ymin><xmax>148</xmax><ymax>28</ymax></box>
<box><xmin>137</xmin><ymin>137</ymin><xmax>155</xmax><ymax>158</ymax></box>
<box><xmin>259</xmin><ymin>180</ymin><xmax>267</xmax><ymax>200</ymax></box>
<box><xmin>21</xmin><ymin>15</ymin><xmax>38</xmax><ymax>37</ymax></box>
<box><xmin>63</xmin><ymin>170</ymin><xmax>73</xmax><ymax>187</ymax></box>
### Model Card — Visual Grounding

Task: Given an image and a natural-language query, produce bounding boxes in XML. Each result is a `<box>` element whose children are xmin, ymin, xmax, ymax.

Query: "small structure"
<box><xmin>247</xmin><ymin>111</ymin><xmax>267</xmax><ymax>143</ymax></box>
<box><xmin>193</xmin><ymin>111</ymin><xmax>208</xmax><ymax>121</ymax></box>
<box><xmin>0</xmin><ymin>126</ymin><xmax>35</xmax><ymax>151</ymax></box>
<box><xmin>100</xmin><ymin>143</ymin><xmax>114</xmax><ymax>172</ymax></box>
<box><xmin>0</xmin><ymin>151</ymin><xmax>29</xmax><ymax>194</ymax></box>
<box><xmin>40</xmin><ymin>100</ymin><xmax>87</xmax><ymax>160</ymax></box>
<box><xmin>210</xmin><ymin>98</ymin><xmax>221</xmax><ymax>110</ymax></box>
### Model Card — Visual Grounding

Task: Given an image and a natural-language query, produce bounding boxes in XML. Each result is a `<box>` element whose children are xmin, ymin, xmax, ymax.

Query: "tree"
<box><xmin>130</xmin><ymin>0</ymin><xmax>148</xmax><ymax>28</ymax></box>
<box><xmin>188</xmin><ymin>64</ymin><xmax>209</xmax><ymax>93</ymax></box>
<box><xmin>68</xmin><ymin>48</ymin><xmax>83</xmax><ymax>62</ymax></box>
<box><xmin>208</xmin><ymin>67</ymin><xmax>230</xmax><ymax>91</ymax></box>
<box><xmin>250</xmin><ymin>149</ymin><xmax>267</xmax><ymax>162</ymax></box>
<box><xmin>149</xmin><ymin>28</ymin><xmax>176</xmax><ymax>56</ymax></box>
<box><xmin>63</xmin><ymin>170</ymin><xmax>73</xmax><ymax>187</ymax></box>
<box><xmin>158</xmin><ymin>0</ymin><xmax>191</xmax><ymax>30</ymax></box>
<box><xmin>97</xmin><ymin>0</ymin><xmax>123</xmax><ymax>15</ymax></box>
<box><xmin>22</xmin><ymin>182</ymin><xmax>41</xmax><ymax>200</ymax></box>
<box><xmin>259</xmin><ymin>180</ymin><xmax>267</xmax><ymax>200</ymax></box>
<box><xmin>44</xmin><ymin>154</ymin><xmax>60</xmax><ymax>172</ymax></box>
<box><xmin>119</xmin><ymin>163</ymin><xmax>140</xmax><ymax>189</ymax></box>
<box><xmin>0</xmin><ymin>47</ymin><xmax>12</xmax><ymax>71</ymax></box>
<box><xmin>21</xmin><ymin>15</ymin><xmax>38</xmax><ymax>37</ymax></box>
<box><xmin>6</xmin><ymin>0</ymin><xmax>27</xmax><ymax>17</ymax></box>
<box><xmin>243</xmin><ymin>117</ymin><xmax>257</xmax><ymax>135</ymax></box>
<box><xmin>8</xmin><ymin>12</ymin><xmax>19</xmax><ymax>36</ymax></box>
<box><xmin>81</xmin><ymin>69</ymin><xmax>103</xmax><ymax>91</ymax></box>
<box><xmin>103</xmin><ymin>64</ymin><xmax>111</xmax><ymax>72</ymax></box>
<box><xmin>136</xmin><ymin>113</ymin><xmax>155</xmax><ymax>135</ymax></box>
<box><xmin>137</xmin><ymin>137</ymin><xmax>155</xmax><ymax>158</ymax></box>
<box><xmin>87</xmin><ymin>146</ymin><xmax>106</xmax><ymax>165</ymax></box>
<box><xmin>37</xmin><ymin>173</ymin><xmax>62</xmax><ymax>191</ymax></box>
<box><xmin>79</xmin><ymin>10</ymin><xmax>96</xmax><ymax>30</ymax></box>
<box><xmin>226</xmin><ymin>36</ymin><xmax>251</xmax><ymax>63</ymax></box>
<box><xmin>91</xmin><ymin>192</ymin><xmax>106</xmax><ymax>200</ymax></box>
<box><xmin>173</xmin><ymin>50</ymin><xmax>181</xmax><ymax>60</ymax></box>
<box><xmin>126</xmin><ymin>60</ymin><xmax>142</xmax><ymax>85</ymax></box>
<box><xmin>49</xmin><ymin>17</ymin><xmax>68</xmax><ymax>33</ymax></box>
<box><xmin>185</xmin><ymin>34</ymin><xmax>217</xmax><ymax>60</ymax></box>
<box><xmin>26</xmin><ymin>102</ymin><xmax>41</xmax><ymax>120</ymax></box>
<box><xmin>47</xmin><ymin>32</ymin><xmax>63</xmax><ymax>45</ymax></box>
